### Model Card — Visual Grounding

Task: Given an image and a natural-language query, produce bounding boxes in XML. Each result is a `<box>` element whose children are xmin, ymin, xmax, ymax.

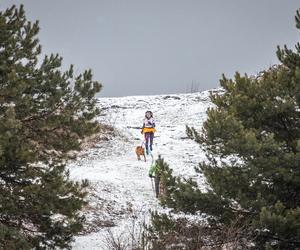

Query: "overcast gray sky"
<box><xmin>1</xmin><ymin>1</ymin><xmax>299</xmax><ymax>97</ymax></box>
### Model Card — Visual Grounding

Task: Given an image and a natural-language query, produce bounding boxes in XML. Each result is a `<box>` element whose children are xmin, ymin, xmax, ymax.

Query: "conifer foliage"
<box><xmin>155</xmin><ymin>9</ymin><xmax>300</xmax><ymax>249</ymax></box>
<box><xmin>0</xmin><ymin>5</ymin><xmax>101</xmax><ymax>249</ymax></box>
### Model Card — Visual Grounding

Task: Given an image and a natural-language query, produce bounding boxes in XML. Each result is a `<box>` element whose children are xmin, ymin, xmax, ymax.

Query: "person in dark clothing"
<box><xmin>149</xmin><ymin>155</ymin><xmax>162</xmax><ymax>198</ymax></box>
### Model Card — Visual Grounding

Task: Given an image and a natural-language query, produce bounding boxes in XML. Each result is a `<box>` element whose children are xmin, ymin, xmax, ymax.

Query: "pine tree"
<box><xmin>0</xmin><ymin>5</ymin><xmax>102</xmax><ymax>249</ymax></box>
<box><xmin>153</xmin><ymin>9</ymin><xmax>300</xmax><ymax>250</ymax></box>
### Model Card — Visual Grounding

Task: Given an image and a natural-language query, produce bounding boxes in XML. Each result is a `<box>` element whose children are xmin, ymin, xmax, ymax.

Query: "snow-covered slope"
<box><xmin>69</xmin><ymin>90</ymin><xmax>214</xmax><ymax>249</ymax></box>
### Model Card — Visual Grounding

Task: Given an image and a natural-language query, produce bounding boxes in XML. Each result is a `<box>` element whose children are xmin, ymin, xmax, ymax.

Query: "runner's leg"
<box><xmin>150</xmin><ymin>132</ymin><xmax>154</xmax><ymax>151</ymax></box>
<box><xmin>145</xmin><ymin>133</ymin><xmax>150</xmax><ymax>154</ymax></box>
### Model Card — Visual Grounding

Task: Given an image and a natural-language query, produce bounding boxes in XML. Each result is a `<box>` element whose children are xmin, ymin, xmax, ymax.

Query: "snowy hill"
<box><xmin>69</xmin><ymin>90</ymin><xmax>215</xmax><ymax>249</ymax></box>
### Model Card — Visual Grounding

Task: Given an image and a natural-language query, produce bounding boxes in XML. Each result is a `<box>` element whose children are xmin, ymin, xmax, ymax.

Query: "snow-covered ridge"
<box><xmin>69</xmin><ymin>89</ymin><xmax>217</xmax><ymax>249</ymax></box>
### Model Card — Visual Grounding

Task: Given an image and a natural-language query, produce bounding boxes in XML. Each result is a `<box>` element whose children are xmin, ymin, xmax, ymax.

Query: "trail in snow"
<box><xmin>69</xmin><ymin>91</ymin><xmax>214</xmax><ymax>249</ymax></box>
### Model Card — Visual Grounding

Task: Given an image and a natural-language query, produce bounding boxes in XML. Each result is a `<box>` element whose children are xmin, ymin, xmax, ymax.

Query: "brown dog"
<box><xmin>135</xmin><ymin>146</ymin><xmax>146</xmax><ymax>162</ymax></box>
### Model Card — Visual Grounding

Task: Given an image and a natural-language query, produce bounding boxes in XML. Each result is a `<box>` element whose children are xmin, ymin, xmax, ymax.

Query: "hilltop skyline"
<box><xmin>1</xmin><ymin>0</ymin><xmax>299</xmax><ymax>97</ymax></box>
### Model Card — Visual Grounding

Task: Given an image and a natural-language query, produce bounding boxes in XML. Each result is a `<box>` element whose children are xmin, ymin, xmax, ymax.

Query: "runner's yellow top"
<box><xmin>142</xmin><ymin>127</ymin><xmax>156</xmax><ymax>134</ymax></box>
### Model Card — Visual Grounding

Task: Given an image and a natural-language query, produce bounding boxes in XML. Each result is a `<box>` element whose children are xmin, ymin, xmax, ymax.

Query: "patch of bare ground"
<box><xmin>79</xmin><ymin>184</ymin><xmax>135</xmax><ymax>235</ymax></box>
<box><xmin>68</xmin><ymin>123</ymin><xmax>116</xmax><ymax>159</ymax></box>
<box><xmin>82</xmin><ymin>124</ymin><xmax>115</xmax><ymax>149</ymax></box>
